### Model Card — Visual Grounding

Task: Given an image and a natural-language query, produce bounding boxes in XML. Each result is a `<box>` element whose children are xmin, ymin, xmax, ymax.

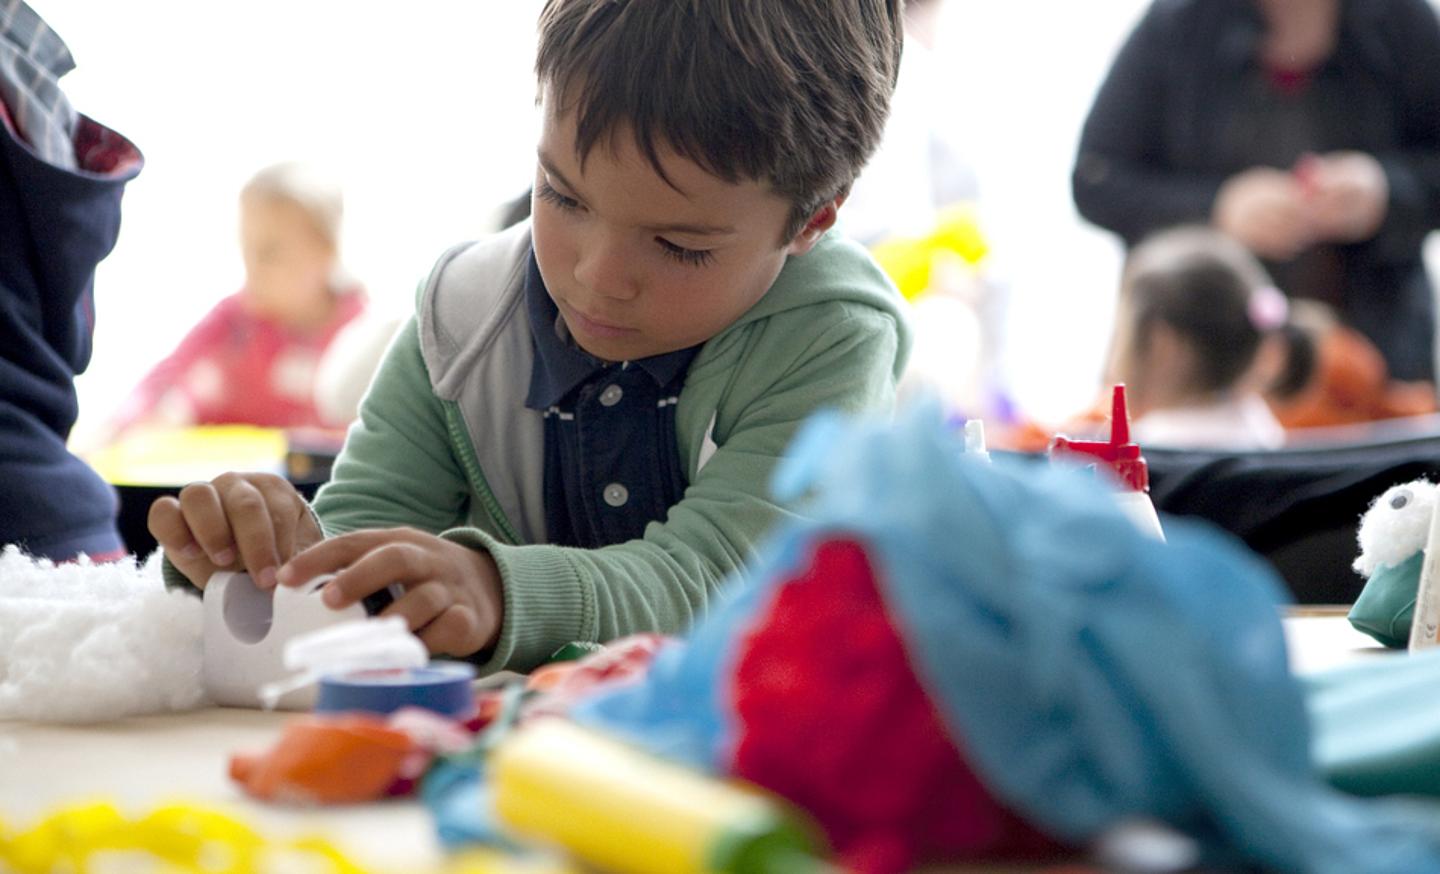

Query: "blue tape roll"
<box><xmin>315</xmin><ymin>662</ymin><xmax>477</xmax><ymax>719</ymax></box>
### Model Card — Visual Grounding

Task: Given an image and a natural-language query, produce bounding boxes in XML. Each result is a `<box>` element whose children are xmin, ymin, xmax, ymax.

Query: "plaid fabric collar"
<box><xmin>0</xmin><ymin>0</ymin><xmax>79</xmax><ymax>169</ymax></box>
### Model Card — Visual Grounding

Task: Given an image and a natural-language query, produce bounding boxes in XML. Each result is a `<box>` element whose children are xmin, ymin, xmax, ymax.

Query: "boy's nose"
<box><xmin>574</xmin><ymin>241</ymin><xmax>640</xmax><ymax>302</ymax></box>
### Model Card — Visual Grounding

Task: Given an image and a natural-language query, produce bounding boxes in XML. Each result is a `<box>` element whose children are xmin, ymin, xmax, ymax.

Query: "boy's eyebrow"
<box><xmin>537</xmin><ymin>151</ymin><xmax>582</xmax><ymax>197</ymax></box>
<box><xmin>646</xmin><ymin>219</ymin><xmax>737</xmax><ymax>238</ymax></box>
<box><xmin>537</xmin><ymin>150</ymin><xmax>737</xmax><ymax>238</ymax></box>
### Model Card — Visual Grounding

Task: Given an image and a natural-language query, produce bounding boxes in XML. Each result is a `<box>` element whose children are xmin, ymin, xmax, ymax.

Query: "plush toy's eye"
<box><xmin>1391</xmin><ymin>489</ymin><xmax>1414</xmax><ymax>510</ymax></box>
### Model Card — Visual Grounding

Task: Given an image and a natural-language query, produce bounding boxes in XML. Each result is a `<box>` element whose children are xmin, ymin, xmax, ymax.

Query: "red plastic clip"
<box><xmin>1048</xmin><ymin>384</ymin><xmax>1149</xmax><ymax>493</ymax></box>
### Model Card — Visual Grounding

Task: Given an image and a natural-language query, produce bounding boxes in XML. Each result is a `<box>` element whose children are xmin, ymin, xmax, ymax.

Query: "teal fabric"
<box><xmin>1308</xmin><ymin>648</ymin><xmax>1440</xmax><ymax>797</ymax></box>
<box><xmin>1349</xmin><ymin>552</ymin><xmax>1425</xmax><ymax>649</ymax></box>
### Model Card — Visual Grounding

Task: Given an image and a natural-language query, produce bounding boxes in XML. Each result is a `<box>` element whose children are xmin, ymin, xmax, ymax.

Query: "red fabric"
<box><xmin>112</xmin><ymin>290</ymin><xmax>366</xmax><ymax>433</ymax></box>
<box><xmin>73</xmin><ymin>115</ymin><xmax>142</xmax><ymax>176</ymax></box>
<box><xmin>0</xmin><ymin>97</ymin><xmax>141</xmax><ymax>177</ymax></box>
<box><xmin>728</xmin><ymin>538</ymin><xmax>1060</xmax><ymax>874</ymax></box>
<box><xmin>1267</xmin><ymin>66</ymin><xmax>1314</xmax><ymax>96</ymax></box>
<box><xmin>466</xmin><ymin>634</ymin><xmax>672</xmax><ymax>733</ymax></box>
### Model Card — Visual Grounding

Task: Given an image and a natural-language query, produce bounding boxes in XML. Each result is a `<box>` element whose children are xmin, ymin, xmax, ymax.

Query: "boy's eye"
<box><xmin>657</xmin><ymin>237</ymin><xmax>715</xmax><ymax>268</ymax></box>
<box><xmin>537</xmin><ymin>181</ymin><xmax>581</xmax><ymax>212</ymax></box>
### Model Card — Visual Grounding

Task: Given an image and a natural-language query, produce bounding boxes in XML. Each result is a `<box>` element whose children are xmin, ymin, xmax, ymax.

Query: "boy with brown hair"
<box><xmin>150</xmin><ymin>0</ymin><xmax>912</xmax><ymax>673</ymax></box>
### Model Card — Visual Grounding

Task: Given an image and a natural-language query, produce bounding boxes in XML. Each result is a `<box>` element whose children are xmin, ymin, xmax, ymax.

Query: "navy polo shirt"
<box><xmin>523</xmin><ymin>254</ymin><xmax>697</xmax><ymax>549</ymax></box>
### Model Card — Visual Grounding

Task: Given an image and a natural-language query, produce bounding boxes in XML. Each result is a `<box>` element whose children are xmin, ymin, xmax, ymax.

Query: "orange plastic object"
<box><xmin>229</xmin><ymin>715</ymin><xmax>424</xmax><ymax>804</ymax></box>
<box><xmin>524</xmin><ymin>662</ymin><xmax>577</xmax><ymax>694</ymax></box>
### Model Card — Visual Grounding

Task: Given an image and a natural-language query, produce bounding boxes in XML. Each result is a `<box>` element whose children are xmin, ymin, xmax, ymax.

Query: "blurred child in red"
<box><xmin>109</xmin><ymin>161</ymin><xmax>366</xmax><ymax>435</ymax></box>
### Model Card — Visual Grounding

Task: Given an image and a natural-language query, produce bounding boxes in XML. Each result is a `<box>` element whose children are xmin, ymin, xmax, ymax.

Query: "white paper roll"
<box><xmin>202</xmin><ymin>571</ymin><xmax>368</xmax><ymax>709</ymax></box>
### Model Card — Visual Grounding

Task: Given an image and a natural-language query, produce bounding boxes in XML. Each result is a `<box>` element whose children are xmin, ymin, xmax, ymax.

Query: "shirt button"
<box><xmin>599</xmin><ymin>384</ymin><xmax>623</xmax><ymax>407</ymax></box>
<box><xmin>603</xmin><ymin>483</ymin><xmax>629</xmax><ymax>507</ymax></box>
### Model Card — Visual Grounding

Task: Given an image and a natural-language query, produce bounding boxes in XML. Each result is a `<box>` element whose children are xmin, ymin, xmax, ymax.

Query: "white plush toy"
<box><xmin>1350</xmin><ymin>479</ymin><xmax>1438</xmax><ymax>647</ymax></box>
<box><xmin>1354</xmin><ymin>479</ymin><xmax>1438</xmax><ymax>577</ymax></box>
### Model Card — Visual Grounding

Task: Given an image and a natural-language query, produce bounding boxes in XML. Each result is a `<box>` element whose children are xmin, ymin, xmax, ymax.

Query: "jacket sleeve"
<box><xmin>445</xmin><ymin>304</ymin><xmax>903</xmax><ymax>673</ymax></box>
<box><xmin>1071</xmin><ymin>4</ymin><xmax>1229</xmax><ymax>245</ymax></box>
<box><xmin>1365</xmin><ymin>0</ymin><xmax>1440</xmax><ymax>264</ymax></box>
<box><xmin>310</xmin><ymin>315</ymin><xmax>478</xmax><ymax>536</ymax></box>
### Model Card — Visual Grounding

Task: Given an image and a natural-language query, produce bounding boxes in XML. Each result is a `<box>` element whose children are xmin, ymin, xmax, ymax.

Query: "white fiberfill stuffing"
<box><xmin>0</xmin><ymin>546</ymin><xmax>207</xmax><ymax>722</ymax></box>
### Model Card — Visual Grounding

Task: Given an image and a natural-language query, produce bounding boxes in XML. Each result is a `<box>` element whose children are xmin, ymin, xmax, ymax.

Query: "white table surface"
<box><xmin>0</xmin><ymin>610</ymin><xmax>1397</xmax><ymax>872</ymax></box>
<box><xmin>0</xmin><ymin>706</ymin><xmax>444</xmax><ymax>870</ymax></box>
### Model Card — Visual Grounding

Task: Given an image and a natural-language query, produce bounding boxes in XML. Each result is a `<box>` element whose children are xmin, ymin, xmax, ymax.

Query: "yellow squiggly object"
<box><xmin>869</xmin><ymin>204</ymin><xmax>989</xmax><ymax>301</ymax></box>
<box><xmin>0</xmin><ymin>801</ymin><xmax>368</xmax><ymax>874</ymax></box>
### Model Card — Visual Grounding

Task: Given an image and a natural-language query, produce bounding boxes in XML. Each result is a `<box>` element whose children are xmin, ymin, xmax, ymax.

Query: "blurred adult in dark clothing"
<box><xmin>1074</xmin><ymin>0</ymin><xmax>1440</xmax><ymax>382</ymax></box>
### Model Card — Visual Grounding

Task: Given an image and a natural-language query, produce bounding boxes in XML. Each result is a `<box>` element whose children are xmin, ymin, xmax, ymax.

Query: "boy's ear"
<box><xmin>786</xmin><ymin>195</ymin><xmax>847</xmax><ymax>255</ymax></box>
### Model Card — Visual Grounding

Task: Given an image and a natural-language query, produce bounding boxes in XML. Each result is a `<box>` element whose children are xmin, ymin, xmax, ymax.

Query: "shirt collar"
<box><xmin>524</xmin><ymin>251</ymin><xmax>698</xmax><ymax>409</ymax></box>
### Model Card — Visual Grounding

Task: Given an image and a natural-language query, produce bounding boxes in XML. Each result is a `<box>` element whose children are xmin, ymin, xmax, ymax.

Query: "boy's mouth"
<box><xmin>560</xmin><ymin>300</ymin><xmax>636</xmax><ymax>339</ymax></box>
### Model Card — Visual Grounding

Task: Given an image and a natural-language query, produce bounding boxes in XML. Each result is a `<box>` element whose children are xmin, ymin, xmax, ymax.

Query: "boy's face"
<box><xmin>531</xmin><ymin>103</ymin><xmax>833</xmax><ymax>362</ymax></box>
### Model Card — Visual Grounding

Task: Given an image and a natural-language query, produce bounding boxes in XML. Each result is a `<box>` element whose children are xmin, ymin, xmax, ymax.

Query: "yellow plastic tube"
<box><xmin>491</xmin><ymin>719</ymin><xmax>826</xmax><ymax>874</ymax></box>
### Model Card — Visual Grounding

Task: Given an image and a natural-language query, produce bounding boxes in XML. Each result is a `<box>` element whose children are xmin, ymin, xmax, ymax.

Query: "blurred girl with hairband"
<box><xmin>1106</xmin><ymin>225</ymin><xmax>1315</xmax><ymax>450</ymax></box>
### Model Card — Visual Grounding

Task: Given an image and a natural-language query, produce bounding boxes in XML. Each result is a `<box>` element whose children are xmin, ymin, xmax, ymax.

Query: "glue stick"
<box><xmin>491</xmin><ymin>719</ymin><xmax>828</xmax><ymax>874</ymax></box>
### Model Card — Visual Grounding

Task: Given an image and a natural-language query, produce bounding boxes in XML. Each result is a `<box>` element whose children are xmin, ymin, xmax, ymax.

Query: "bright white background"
<box><xmin>34</xmin><ymin>1</ymin><xmax>1154</xmax><ymax>436</ymax></box>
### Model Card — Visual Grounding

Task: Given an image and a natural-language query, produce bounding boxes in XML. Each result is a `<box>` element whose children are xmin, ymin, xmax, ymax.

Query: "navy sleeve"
<box><xmin>1071</xmin><ymin>2</ymin><xmax>1229</xmax><ymax>245</ymax></box>
<box><xmin>0</xmin><ymin>116</ymin><xmax>141</xmax><ymax>558</ymax></box>
<box><xmin>1365</xmin><ymin>0</ymin><xmax>1440</xmax><ymax>264</ymax></box>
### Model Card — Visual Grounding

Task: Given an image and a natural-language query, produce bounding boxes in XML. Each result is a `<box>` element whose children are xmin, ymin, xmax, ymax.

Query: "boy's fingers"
<box><xmin>417</xmin><ymin>604</ymin><xmax>484</xmax><ymax>657</ymax></box>
<box><xmin>147</xmin><ymin>496</ymin><xmax>216</xmax><ymax>587</ymax></box>
<box><xmin>381</xmin><ymin>579</ymin><xmax>450</xmax><ymax>633</ymax></box>
<box><xmin>317</xmin><ymin>538</ymin><xmax>429</xmax><ymax>608</ymax></box>
<box><xmin>220</xmin><ymin>480</ymin><xmax>283</xmax><ymax>589</ymax></box>
<box><xmin>147</xmin><ymin>496</ymin><xmax>197</xmax><ymax>557</ymax></box>
<box><xmin>176</xmin><ymin>482</ymin><xmax>237</xmax><ymax>567</ymax></box>
<box><xmin>281</xmin><ymin>528</ymin><xmax>400</xmax><ymax>589</ymax></box>
<box><xmin>252</xmin><ymin>474</ymin><xmax>315</xmax><ymax>562</ymax></box>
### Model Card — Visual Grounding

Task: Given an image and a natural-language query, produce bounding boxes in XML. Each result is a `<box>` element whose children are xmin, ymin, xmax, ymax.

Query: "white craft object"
<box><xmin>257</xmin><ymin>616</ymin><xmax>429</xmax><ymax>709</ymax></box>
<box><xmin>1410</xmin><ymin>489</ymin><xmax>1440</xmax><ymax>653</ymax></box>
<box><xmin>202</xmin><ymin>571</ymin><xmax>367</xmax><ymax>709</ymax></box>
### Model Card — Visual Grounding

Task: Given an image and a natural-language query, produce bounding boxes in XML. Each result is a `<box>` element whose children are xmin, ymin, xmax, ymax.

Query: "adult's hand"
<box><xmin>1213</xmin><ymin>166</ymin><xmax>1314</xmax><ymax>261</ymax></box>
<box><xmin>147</xmin><ymin>472</ymin><xmax>322</xmax><ymax>590</ymax></box>
<box><xmin>1303</xmin><ymin>150</ymin><xmax>1389</xmax><ymax>244</ymax></box>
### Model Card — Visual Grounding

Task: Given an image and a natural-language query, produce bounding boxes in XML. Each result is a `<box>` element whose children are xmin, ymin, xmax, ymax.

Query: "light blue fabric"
<box><xmin>421</xmin><ymin>759</ymin><xmax>498</xmax><ymax>848</ymax></box>
<box><xmin>570</xmin><ymin>558</ymin><xmax>766</xmax><ymax>769</ymax></box>
<box><xmin>573</xmin><ymin>402</ymin><xmax>1440</xmax><ymax>873</ymax></box>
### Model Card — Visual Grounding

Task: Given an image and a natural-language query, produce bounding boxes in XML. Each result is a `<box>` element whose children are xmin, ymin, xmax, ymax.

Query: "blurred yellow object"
<box><xmin>492</xmin><ymin>719</ymin><xmax>827</xmax><ymax>874</ymax></box>
<box><xmin>446</xmin><ymin>848</ymin><xmax>582</xmax><ymax>874</ymax></box>
<box><xmin>85</xmin><ymin>424</ymin><xmax>289</xmax><ymax>486</ymax></box>
<box><xmin>0</xmin><ymin>800</ymin><xmax>367</xmax><ymax>874</ymax></box>
<box><xmin>869</xmin><ymin>204</ymin><xmax>989</xmax><ymax>301</ymax></box>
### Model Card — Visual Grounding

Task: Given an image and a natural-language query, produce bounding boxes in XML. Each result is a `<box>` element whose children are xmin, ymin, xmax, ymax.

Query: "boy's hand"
<box><xmin>148</xmin><ymin>472</ymin><xmax>322</xmax><ymax>590</ymax></box>
<box><xmin>277</xmin><ymin>528</ymin><xmax>504</xmax><ymax>658</ymax></box>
